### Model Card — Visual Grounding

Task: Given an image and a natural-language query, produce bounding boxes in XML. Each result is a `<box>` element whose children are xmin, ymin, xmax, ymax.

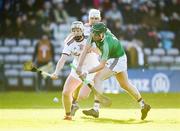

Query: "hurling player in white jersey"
<box><xmin>70</xmin><ymin>9</ymin><xmax>103</xmax><ymax>116</ymax></box>
<box><xmin>51</xmin><ymin>21</ymin><xmax>99</xmax><ymax>120</ymax></box>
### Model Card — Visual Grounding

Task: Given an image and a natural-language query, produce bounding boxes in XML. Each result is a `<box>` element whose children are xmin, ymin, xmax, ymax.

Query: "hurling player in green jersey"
<box><xmin>77</xmin><ymin>22</ymin><xmax>151</xmax><ymax>120</ymax></box>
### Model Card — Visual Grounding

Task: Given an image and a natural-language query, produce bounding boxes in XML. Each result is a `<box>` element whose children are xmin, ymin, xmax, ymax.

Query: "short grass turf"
<box><xmin>0</xmin><ymin>91</ymin><xmax>180</xmax><ymax>131</ymax></box>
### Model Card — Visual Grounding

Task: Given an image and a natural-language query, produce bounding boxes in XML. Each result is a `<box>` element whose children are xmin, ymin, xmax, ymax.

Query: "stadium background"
<box><xmin>0</xmin><ymin>0</ymin><xmax>180</xmax><ymax>92</ymax></box>
<box><xmin>0</xmin><ymin>0</ymin><xmax>180</xmax><ymax>131</ymax></box>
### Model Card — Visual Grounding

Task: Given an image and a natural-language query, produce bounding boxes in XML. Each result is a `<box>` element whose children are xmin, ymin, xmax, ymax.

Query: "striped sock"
<box><xmin>138</xmin><ymin>98</ymin><xmax>145</xmax><ymax>108</ymax></box>
<box><xmin>93</xmin><ymin>100</ymin><xmax>100</xmax><ymax>111</ymax></box>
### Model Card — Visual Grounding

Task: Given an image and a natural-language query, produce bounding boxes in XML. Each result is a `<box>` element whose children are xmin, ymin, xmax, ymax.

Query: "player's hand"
<box><xmin>51</xmin><ymin>73</ymin><xmax>58</xmax><ymax>80</ymax></box>
<box><xmin>76</xmin><ymin>66</ymin><xmax>82</xmax><ymax>76</ymax></box>
<box><xmin>79</xmin><ymin>73</ymin><xmax>86</xmax><ymax>80</ymax></box>
<box><xmin>79</xmin><ymin>71</ymin><xmax>88</xmax><ymax>80</ymax></box>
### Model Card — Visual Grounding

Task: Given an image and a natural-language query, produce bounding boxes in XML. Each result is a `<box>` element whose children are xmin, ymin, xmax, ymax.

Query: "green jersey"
<box><xmin>88</xmin><ymin>29</ymin><xmax>125</xmax><ymax>60</ymax></box>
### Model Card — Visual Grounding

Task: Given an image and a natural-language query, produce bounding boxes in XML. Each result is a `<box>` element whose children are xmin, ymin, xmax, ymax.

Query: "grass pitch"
<box><xmin>0</xmin><ymin>92</ymin><xmax>180</xmax><ymax>131</ymax></box>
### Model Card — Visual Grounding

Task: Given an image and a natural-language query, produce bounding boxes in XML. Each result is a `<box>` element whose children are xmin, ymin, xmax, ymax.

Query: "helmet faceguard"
<box><xmin>71</xmin><ymin>21</ymin><xmax>84</xmax><ymax>41</ymax></box>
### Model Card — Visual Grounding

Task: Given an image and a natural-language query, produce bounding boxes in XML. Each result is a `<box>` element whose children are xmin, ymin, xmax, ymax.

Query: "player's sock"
<box><xmin>93</xmin><ymin>100</ymin><xmax>100</xmax><ymax>112</ymax></box>
<box><xmin>71</xmin><ymin>98</ymin><xmax>79</xmax><ymax>116</ymax></box>
<box><xmin>72</xmin><ymin>98</ymin><xmax>78</xmax><ymax>107</ymax></box>
<box><xmin>72</xmin><ymin>97</ymin><xmax>78</xmax><ymax>106</ymax></box>
<box><xmin>138</xmin><ymin>98</ymin><xmax>145</xmax><ymax>108</ymax></box>
<box><xmin>72</xmin><ymin>102</ymin><xmax>78</xmax><ymax>107</ymax></box>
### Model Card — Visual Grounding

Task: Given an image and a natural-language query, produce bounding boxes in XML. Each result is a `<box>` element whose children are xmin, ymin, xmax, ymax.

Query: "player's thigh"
<box><xmin>63</xmin><ymin>75</ymin><xmax>82</xmax><ymax>95</ymax></box>
<box><xmin>78</xmin><ymin>85</ymin><xmax>91</xmax><ymax>99</ymax></box>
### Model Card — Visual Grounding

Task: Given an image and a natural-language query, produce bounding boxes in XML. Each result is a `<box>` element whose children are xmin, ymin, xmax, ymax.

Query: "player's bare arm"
<box><xmin>51</xmin><ymin>54</ymin><xmax>69</xmax><ymax>80</ymax></box>
<box><xmin>88</xmin><ymin>60</ymin><xmax>106</xmax><ymax>74</ymax></box>
<box><xmin>76</xmin><ymin>44</ymin><xmax>91</xmax><ymax>75</ymax></box>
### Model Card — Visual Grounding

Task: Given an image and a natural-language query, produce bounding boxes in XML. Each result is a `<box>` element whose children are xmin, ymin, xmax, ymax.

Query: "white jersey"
<box><xmin>62</xmin><ymin>37</ymin><xmax>100</xmax><ymax>82</ymax></box>
<box><xmin>62</xmin><ymin>38</ymin><xmax>86</xmax><ymax>66</ymax></box>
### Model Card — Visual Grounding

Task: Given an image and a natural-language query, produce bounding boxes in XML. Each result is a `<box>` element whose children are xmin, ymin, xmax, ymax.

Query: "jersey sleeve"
<box><xmin>62</xmin><ymin>44</ymin><xmax>71</xmax><ymax>56</ymax></box>
<box><xmin>101</xmin><ymin>40</ymin><xmax>109</xmax><ymax>61</ymax></box>
<box><xmin>86</xmin><ymin>33</ymin><xmax>93</xmax><ymax>46</ymax></box>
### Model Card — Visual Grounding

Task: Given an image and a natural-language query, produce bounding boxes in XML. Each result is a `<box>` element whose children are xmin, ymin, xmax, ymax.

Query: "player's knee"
<box><xmin>62</xmin><ymin>90</ymin><xmax>71</xmax><ymax>97</ymax></box>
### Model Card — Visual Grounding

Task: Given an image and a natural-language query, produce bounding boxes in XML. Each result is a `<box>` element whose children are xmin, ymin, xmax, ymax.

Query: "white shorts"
<box><xmin>70</xmin><ymin>52</ymin><xmax>100</xmax><ymax>83</ymax></box>
<box><xmin>106</xmin><ymin>54</ymin><xmax>127</xmax><ymax>73</ymax></box>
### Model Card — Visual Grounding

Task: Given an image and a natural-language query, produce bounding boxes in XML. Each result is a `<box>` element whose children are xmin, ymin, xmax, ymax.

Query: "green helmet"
<box><xmin>92</xmin><ymin>22</ymin><xmax>107</xmax><ymax>35</ymax></box>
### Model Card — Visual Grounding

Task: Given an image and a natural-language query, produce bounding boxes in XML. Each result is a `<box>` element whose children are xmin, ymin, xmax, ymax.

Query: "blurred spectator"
<box><xmin>142</xmin><ymin>8</ymin><xmax>161</xmax><ymax>28</ymax></box>
<box><xmin>0</xmin><ymin>18</ymin><xmax>14</xmax><ymax>38</ymax></box>
<box><xmin>0</xmin><ymin>0</ymin><xmax>179</xmax><ymax>68</ymax></box>
<box><xmin>121</xmin><ymin>3</ymin><xmax>134</xmax><ymax>24</ymax></box>
<box><xmin>122</xmin><ymin>40</ymin><xmax>144</xmax><ymax>68</ymax></box>
<box><xmin>105</xmin><ymin>2</ymin><xmax>123</xmax><ymax>30</ymax></box>
<box><xmin>33</xmin><ymin>0</ymin><xmax>44</xmax><ymax>11</ymax></box>
<box><xmin>159</xmin><ymin>12</ymin><xmax>169</xmax><ymax>30</ymax></box>
<box><xmin>123</xmin><ymin>25</ymin><xmax>136</xmax><ymax>41</ymax></box>
<box><xmin>33</xmin><ymin>35</ymin><xmax>55</xmax><ymax>91</ymax></box>
<box><xmin>136</xmin><ymin>25</ymin><xmax>159</xmax><ymax>49</ymax></box>
<box><xmin>122</xmin><ymin>25</ymin><xmax>145</xmax><ymax>68</ymax></box>
<box><xmin>80</xmin><ymin>5</ymin><xmax>89</xmax><ymax>23</ymax></box>
<box><xmin>24</xmin><ymin>16</ymin><xmax>42</xmax><ymax>39</ymax></box>
<box><xmin>169</xmin><ymin>12</ymin><xmax>180</xmax><ymax>32</ymax></box>
<box><xmin>21</xmin><ymin>0</ymin><xmax>36</xmax><ymax>18</ymax></box>
<box><xmin>102</xmin><ymin>0</ymin><xmax>112</xmax><ymax>11</ymax></box>
<box><xmin>14</xmin><ymin>16</ymin><xmax>25</xmax><ymax>38</ymax></box>
<box><xmin>93</xmin><ymin>0</ymin><xmax>101</xmax><ymax>9</ymax></box>
<box><xmin>158</xmin><ymin>30</ymin><xmax>175</xmax><ymax>50</ymax></box>
<box><xmin>2</xmin><ymin>2</ymin><xmax>12</xmax><ymax>20</ymax></box>
<box><xmin>0</xmin><ymin>0</ymin><xmax>179</xmax><ymax>42</ymax></box>
<box><xmin>41</xmin><ymin>20</ymin><xmax>53</xmax><ymax>38</ymax></box>
<box><xmin>146</xmin><ymin>27</ymin><xmax>159</xmax><ymax>49</ymax></box>
<box><xmin>53</xmin><ymin>2</ymin><xmax>69</xmax><ymax>24</ymax></box>
<box><xmin>111</xmin><ymin>19</ymin><xmax>124</xmax><ymax>39</ymax></box>
<box><xmin>63</xmin><ymin>0</ymin><xmax>82</xmax><ymax>19</ymax></box>
<box><xmin>135</xmin><ymin>24</ymin><xmax>150</xmax><ymax>45</ymax></box>
<box><xmin>42</xmin><ymin>1</ymin><xmax>54</xmax><ymax>22</ymax></box>
<box><xmin>164</xmin><ymin>0</ymin><xmax>180</xmax><ymax>16</ymax></box>
<box><xmin>116</xmin><ymin>0</ymin><xmax>126</xmax><ymax>11</ymax></box>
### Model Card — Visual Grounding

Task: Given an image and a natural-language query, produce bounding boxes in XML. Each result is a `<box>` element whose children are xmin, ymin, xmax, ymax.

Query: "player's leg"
<box><xmin>115</xmin><ymin>71</ymin><xmax>142</xmax><ymax>101</ymax></box>
<box><xmin>71</xmin><ymin>84</ymin><xmax>91</xmax><ymax>116</ymax></box>
<box><xmin>71</xmin><ymin>81</ymin><xmax>92</xmax><ymax>116</ymax></box>
<box><xmin>72</xmin><ymin>83</ymin><xmax>83</xmax><ymax>101</ymax></box>
<box><xmin>77</xmin><ymin>52</ymin><xmax>100</xmax><ymax>101</ymax></box>
<box><xmin>62</xmin><ymin>74</ymin><xmax>81</xmax><ymax>120</ymax></box>
<box><xmin>77</xmin><ymin>85</ymin><xmax>91</xmax><ymax>100</ymax></box>
<box><xmin>115</xmin><ymin>71</ymin><xmax>151</xmax><ymax>120</ymax></box>
<box><xmin>82</xmin><ymin>67</ymin><xmax>114</xmax><ymax>118</ymax></box>
<box><xmin>76</xmin><ymin>72</ymin><xmax>99</xmax><ymax>101</ymax></box>
<box><xmin>70</xmin><ymin>83</ymin><xmax>83</xmax><ymax>116</ymax></box>
<box><xmin>110</xmin><ymin>55</ymin><xmax>151</xmax><ymax>120</ymax></box>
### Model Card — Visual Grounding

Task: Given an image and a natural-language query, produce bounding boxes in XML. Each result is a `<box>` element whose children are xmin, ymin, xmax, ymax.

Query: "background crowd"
<box><xmin>0</xmin><ymin>0</ymin><xmax>180</xmax><ymax>90</ymax></box>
